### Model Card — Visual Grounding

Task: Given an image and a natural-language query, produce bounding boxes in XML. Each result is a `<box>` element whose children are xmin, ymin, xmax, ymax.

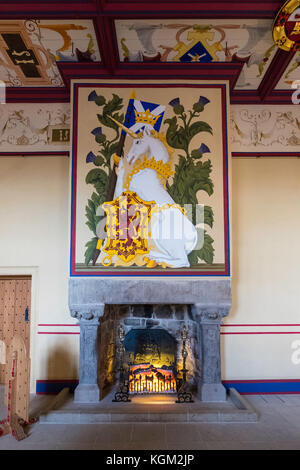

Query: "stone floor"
<box><xmin>1</xmin><ymin>386</ymin><xmax>300</xmax><ymax>450</ymax></box>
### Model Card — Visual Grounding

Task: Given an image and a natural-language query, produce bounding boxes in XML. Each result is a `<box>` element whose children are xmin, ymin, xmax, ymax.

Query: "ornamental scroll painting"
<box><xmin>71</xmin><ymin>80</ymin><xmax>230</xmax><ymax>276</ymax></box>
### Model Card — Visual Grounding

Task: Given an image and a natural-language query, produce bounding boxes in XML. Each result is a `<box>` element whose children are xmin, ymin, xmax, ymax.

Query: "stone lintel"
<box><xmin>68</xmin><ymin>278</ymin><xmax>231</xmax><ymax>307</ymax></box>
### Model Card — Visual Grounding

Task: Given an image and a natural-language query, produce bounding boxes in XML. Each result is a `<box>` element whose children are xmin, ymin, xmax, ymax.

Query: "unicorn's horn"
<box><xmin>107</xmin><ymin>115</ymin><xmax>138</xmax><ymax>139</ymax></box>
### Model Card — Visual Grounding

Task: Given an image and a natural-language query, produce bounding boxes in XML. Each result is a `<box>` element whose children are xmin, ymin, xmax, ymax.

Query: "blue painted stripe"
<box><xmin>36</xmin><ymin>380</ymin><xmax>300</xmax><ymax>395</ymax></box>
<box><xmin>36</xmin><ymin>381</ymin><xmax>78</xmax><ymax>394</ymax></box>
<box><xmin>223</xmin><ymin>381</ymin><xmax>300</xmax><ymax>394</ymax></box>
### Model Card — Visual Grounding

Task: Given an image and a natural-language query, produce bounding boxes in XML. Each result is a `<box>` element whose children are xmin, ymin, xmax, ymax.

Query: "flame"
<box><xmin>129</xmin><ymin>363</ymin><xmax>177</xmax><ymax>394</ymax></box>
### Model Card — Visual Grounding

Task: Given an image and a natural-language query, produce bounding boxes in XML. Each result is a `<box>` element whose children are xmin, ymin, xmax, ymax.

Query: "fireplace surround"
<box><xmin>69</xmin><ymin>278</ymin><xmax>231</xmax><ymax>403</ymax></box>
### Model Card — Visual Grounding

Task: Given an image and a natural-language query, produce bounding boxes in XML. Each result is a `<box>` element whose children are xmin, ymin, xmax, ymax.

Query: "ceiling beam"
<box><xmin>0</xmin><ymin>0</ymin><xmax>98</xmax><ymax>18</ymax></box>
<box><xmin>0</xmin><ymin>0</ymin><xmax>281</xmax><ymax>18</ymax></box>
<box><xmin>99</xmin><ymin>0</ymin><xmax>282</xmax><ymax>17</ymax></box>
<box><xmin>258</xmin><ymin>49</ymin><xmax>296</xmax><ymax>102</ymax></box>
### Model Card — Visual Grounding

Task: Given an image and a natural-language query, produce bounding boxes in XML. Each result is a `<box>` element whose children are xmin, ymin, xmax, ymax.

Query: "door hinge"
<box><xmin>25</xmin><ymin>306</ymin><xmax>29</xmax><ymax>322</ymax></box>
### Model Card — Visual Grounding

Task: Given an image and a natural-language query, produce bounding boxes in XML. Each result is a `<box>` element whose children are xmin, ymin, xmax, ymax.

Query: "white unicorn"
<box><xmin>113</xmin><ymin>128</ymin><xmax>198</xmax><ymax>268</ymax></box>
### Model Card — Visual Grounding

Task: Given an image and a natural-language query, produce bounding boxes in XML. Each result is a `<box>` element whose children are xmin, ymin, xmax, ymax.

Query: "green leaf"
<box><xmin>84</xmin><ymin>237</ymin><xmax>98</xmax><ymax>265</ymax></box>
<box><xmin>198</xmin><ymin>232</ymin><xmax>214</xmax><ymax>264</ymax></box>
<box><xmin>204</xmin><ymin>205</ymin><xmax>214</xmax><ymax>228</ymax></box>
<box><xmin>86</xmin><ymin>168</ymin><xmax>108</xmax><ymax>185</ymax></box>
<box><xmin>94</xmin><ymin>155</ymin><xmax>105</xmax><ymax>166</ymax></box>
<box><xmin>165</xmin><ymin>117</ymin><xmax>188</xmax><ymax>152</ymax></box>
<box><xmin>85</xmin><ymin>168</ymin><xmax>109</xmax><ymax>198</ymax></box>
<box><xmin>188</xmin><ymin>121</ymin><xmax>213</xmax><ymax>140</ymax></box>
<box><xmin>91</xmin><ymin>191</ymin><xmax>104</xmax><ymax>207</ymax></box>
<box><xmin>109</xmin><ymin>142</ymin><xmax>119</xmax><ymax>154</ymax></box>
<box><xmin>103</xmin><ymin>94</ymin><xmax>123</xmax><ymax>116</ymax></box>
<box><xmin>188</xmin><ymin>230</ymin><xmax>214</xmax><ymax>265</ymax></box>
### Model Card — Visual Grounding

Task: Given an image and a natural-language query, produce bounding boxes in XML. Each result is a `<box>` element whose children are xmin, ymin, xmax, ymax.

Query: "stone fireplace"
<box><xmin>69</xmin><ymin>278</ymin><xmax>231</xmax><ymax>403</ymax></box>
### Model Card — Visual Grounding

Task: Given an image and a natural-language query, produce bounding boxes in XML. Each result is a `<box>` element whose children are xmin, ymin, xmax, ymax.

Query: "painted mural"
<box><xmin>115</xmin><ymin>19</ymin><xmax>276</xmax><ymax>89</ymax></box>
<box><xmin>0</xmin><ymin>103</ymin><xmax>70</xmax><ymax>152</ymax></box>
<box><xmin>231</xmin><ymin>105</ymin><xmax>300</xmax><ymax>151</ymax></box>
<box><xmin>0</xmin><ymin>20</ymin><xmax>101</xmax><ymax>87</ymax></box>
<box><xmin>71</xmin><ymin>80</ymin><xmax>231</xmax><ymax>276</ymax></box>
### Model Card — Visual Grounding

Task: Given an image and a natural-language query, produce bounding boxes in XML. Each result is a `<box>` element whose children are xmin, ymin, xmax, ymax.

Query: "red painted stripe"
<box><xmin>239</xmin><ymin>391</ymin><xmax>300</xmax><ymax>395</ymax></box>
<box><xmin>38</xmin><ymin>324</ymin><xmax>79</xmax><ymax>327</ymax></box>
<box><xmin>0</xmin><ymin>152</ymin><xmax>69</xmax><ymax>157</ymax></box>
<box><xmin>37</xmin><ymin>331</ymin><xmax>79</xmax><ymax>334</ymax></box>
<box><xmin>223</xmin><ymin>379</ymin><xmax>300</xmax><ymax>383</ymax></box>
<box><xmin>221</xmin><ymin>331</ymin><xmax>300</xmax><ymax>335</ymax></box>
<box><xmin>222</xmin><ymin>324</ymin><xmax>300</xmax><ymax>327</ymax></box>
<box><xmin>232</xmin><ymin>152</ymin><xmax>299</xmax><ymax>157</ymax></box>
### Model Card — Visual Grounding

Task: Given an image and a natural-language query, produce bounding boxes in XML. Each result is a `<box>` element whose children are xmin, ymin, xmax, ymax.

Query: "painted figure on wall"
<box><xmin>84</xmin><ymin>90</ymin><xmax>216</xmax><ymax>271</ymax></box>
<box><xmin>99</xmin><ymin>124</ymin><xmax>198</xmax><ymax>268</ymax></box>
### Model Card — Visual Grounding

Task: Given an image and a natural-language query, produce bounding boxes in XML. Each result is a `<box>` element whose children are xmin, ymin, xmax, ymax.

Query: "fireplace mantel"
<box><xmin>69</xmin><ymin>278</ymin><xmax>231</xmax><ymax>310</ymax></box>
<box><xmin>69</xmin><ymin>277</ymin><xmax>231</xmax><ymax>403</ymax></box>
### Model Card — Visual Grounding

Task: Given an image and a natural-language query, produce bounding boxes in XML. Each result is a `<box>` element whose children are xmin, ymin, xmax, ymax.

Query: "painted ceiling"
<box><xmin>0</xmin><ymin>19</ymin><xmax>101</xmax><ymax>87</ymax></box>
<box><xmin>0</xmin><ymin>0</ymin><xmax>298</xmax><ymax>104</ymax></box>
<box><xmin>115</xmin><ymin>19</ymin><xmax>277</xmax><ymax>90</ymax></box>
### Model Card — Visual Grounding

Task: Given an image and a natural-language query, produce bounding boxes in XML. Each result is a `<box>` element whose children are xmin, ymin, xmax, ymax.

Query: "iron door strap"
<box><xmin>24</xmin><ymin>307</ymin><xmax>29</xmax><ymax>322</ymax></box>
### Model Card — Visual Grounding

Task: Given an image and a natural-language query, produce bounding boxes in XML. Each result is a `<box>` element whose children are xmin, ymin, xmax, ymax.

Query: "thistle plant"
<box><xmin>165</xmin><ymin>96</ymin><xmax>215</xmax><ymax>265</ymax></box>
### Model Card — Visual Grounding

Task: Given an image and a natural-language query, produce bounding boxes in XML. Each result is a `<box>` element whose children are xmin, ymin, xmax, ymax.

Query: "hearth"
<box><xmin>69</xmin><ymin>278</ymin><xmax>232</xmax><ymax>403</ymax></box>
<box><xmin>100</xmin><ymin>306</ymin><xmax>196</xmax><ymax>402</ymax></box>
<box><xmin>125</xmin><ymin>328</ymin><xmax>177</xmax><ymax>395</ymax></box>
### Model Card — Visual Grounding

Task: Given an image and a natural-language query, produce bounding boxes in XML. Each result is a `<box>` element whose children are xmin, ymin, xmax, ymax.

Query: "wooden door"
<box><xmin>0</xmin><ymin>276</ymin><xmax>31</xmax><ymax>384</ymax></box>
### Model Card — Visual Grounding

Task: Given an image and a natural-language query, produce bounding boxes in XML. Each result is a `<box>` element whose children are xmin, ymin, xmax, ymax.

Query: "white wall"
<box><xmin>0</xmin><ymin>156</ymin><xmax>79</xmax><ymax>391</ymax></box>
<box><xmin>0</xmin><ymin>155</ymin><xmax>300</xmax><ymax>390</ymax></box>
<box><xmin>223</xmin><ymin>157</ymin><xmax>300</xmax><ymax>380</ymax></box>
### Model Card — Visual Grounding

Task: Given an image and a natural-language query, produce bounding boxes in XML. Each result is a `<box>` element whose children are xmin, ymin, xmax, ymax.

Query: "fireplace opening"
<box><xmin>124</xmin><ymin>329</ymin><xmax>177</xmax><ymax>395</ymax></box>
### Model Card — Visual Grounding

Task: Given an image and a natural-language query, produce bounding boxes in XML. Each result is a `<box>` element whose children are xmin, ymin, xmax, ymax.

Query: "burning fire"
<box><xmin>129</xmin><ymin>363</ymin><xmax>177</xmax><ymax>394</ymax></box>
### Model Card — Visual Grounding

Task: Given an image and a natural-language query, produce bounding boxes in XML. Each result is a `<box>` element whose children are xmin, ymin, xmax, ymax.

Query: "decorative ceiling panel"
<box><xmin>115</xmin><ymin>19</ymin><xmax>277</xmax><ymax>90</ymax></box>
<box><xmin>275</xmin><ymin>51</ymin><xmax>300</xmax><ymax>89</ymax></box>
<box><xmin>0</xmin><ymin>19</ymin><xmax>101</xmax><ymax>87</ymax></box>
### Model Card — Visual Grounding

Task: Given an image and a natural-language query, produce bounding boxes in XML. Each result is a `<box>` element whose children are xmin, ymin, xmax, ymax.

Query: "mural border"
<box><xmin>70</xmin><ymin>80</ymin><xmax>231</xmax><ymax>277</ymax></box>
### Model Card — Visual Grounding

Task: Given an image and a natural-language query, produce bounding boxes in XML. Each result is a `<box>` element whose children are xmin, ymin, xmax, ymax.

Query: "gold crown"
<box><xmin>134</xmin><ymin>108</ymin><xmax>160</xmax><ymax>126</ymax></box>
<box><xmin>125</xmin><ymin>156</ymin><xmax>174</xmax><ymax>191</ymax></box>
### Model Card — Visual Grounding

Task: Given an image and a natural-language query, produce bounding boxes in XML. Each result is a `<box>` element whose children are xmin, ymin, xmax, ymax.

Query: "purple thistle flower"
<box><xmin>91</xmin><ymin>127</ymin><xmax>102</xmax><ymax>136</ymax></box>
<box><xmin>86</xmin><ymin>151</ymin><xmax>96</xmax><ymax>163</ymax></box>
<box><xmin>198</xmin><ymin>96</ymin><xmax>210</xmax><ymax>107</ymax></box>
<box><xmin>169</xmin><ymin>98</ymin><xmax>180</xmax><ymax>108</ymax></box>
<box><xmin>199</xmin><ymin>143</ymin><xmax>210</xmax><ymax>154</ymax></box>
<box><xmin>88</xmin><ymin>90</ymin><xmax>98</xmax><ymax>102</ymax></box>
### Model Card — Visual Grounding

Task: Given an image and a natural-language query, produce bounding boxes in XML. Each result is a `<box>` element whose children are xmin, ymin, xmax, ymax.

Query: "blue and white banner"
<box><xmin>122</xmin><ymin>99</ymin><xmax>165</xmax><ymax>135</ymax></box>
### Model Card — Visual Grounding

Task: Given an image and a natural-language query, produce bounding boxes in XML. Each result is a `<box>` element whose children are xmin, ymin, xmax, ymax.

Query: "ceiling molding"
<box><xmin>0</xmin><ymin>0</ymin><xmax>98</xmax><ymax>18</ymax></box>
<box><xmin>0</xmin><ymin>0</ymin><xmax>282</xmax><ymax>18</ymax></box>
<box><xmin>6</xmin><ymin>87</ymin><xmax>70</xmax><ymax>103</ymax></box>
<box><xmin>99</xmin><ymin>0</ymin><xmax>283</xmax><ymax>17</ymax></box>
